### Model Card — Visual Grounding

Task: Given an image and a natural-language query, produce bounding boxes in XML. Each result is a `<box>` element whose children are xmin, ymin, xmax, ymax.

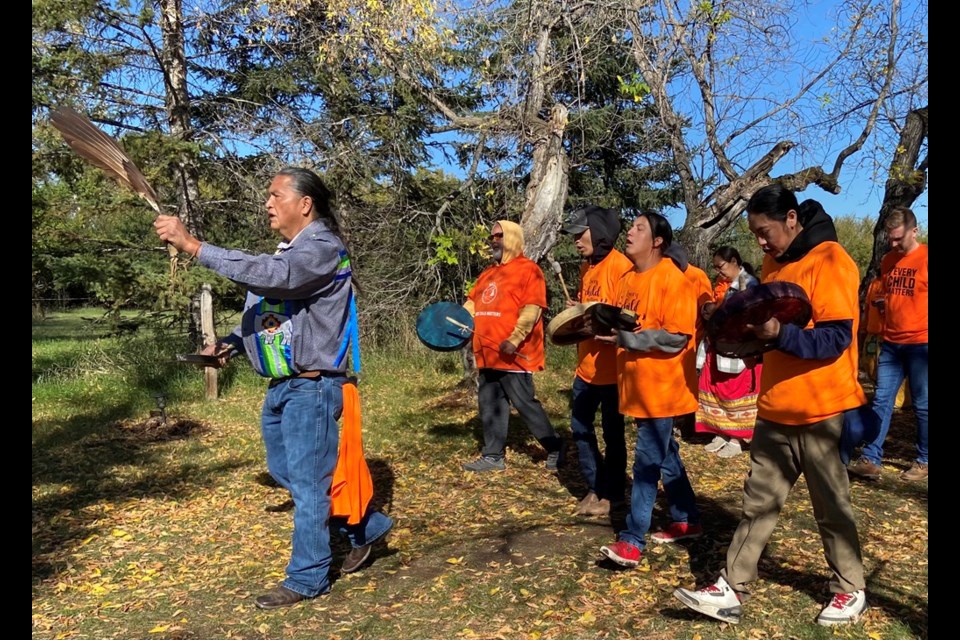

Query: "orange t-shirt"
<box><xmin>330</xmin><ymin>382</ymin><xmax>373</xmax><ymax>525</ymax></box>
<box><xmin>881</xmin><ymin>244</ymin><xmax>928</xmax><ymax>344</ymax></box>
<box><xmin>686</xmin><ymin>264</ymin><xmax>713</xmax><ymax>343</ymax></box>
<box><xmin>712</xmin><ymin>279</ymin><xmax>731</xmax><ymax>304</ymax></box>
<box><xmin>614</xmin><ymin>257</ymin><xmax>698</xmax><ymax>418</ymax></box>
<box><xmin>758</xmin><ymin>242</ymin><xmax>867</xmax><ymax>425</ymax></box>
<box><xmin>468</xmin><ymin>255</ymin><xmax>547</xmax><ymax>371</ymax></box>
<box><xmin>863</xmin><ymin>276</ymin><xmax>884</xmax><ymax>335</ymax></box>
<box><xmin>575</xmin><ymin>249</ymin><xmax>634</xmax><ymax>385</ymax></box>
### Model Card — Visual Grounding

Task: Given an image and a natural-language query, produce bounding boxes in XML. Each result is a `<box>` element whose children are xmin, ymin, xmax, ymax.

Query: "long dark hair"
<box><xmin>746</xmin><ymin>183</ymin><xmax>825</xmax><ymax>226</ymax></box>
<box><xmin>713</xmin><ymin>246</ymin><xmax>755</xmax><ymax>276</ymax></box>
<box><xmin>636</xmin><ymin>210</ymin><xmax>673</xmax><ymax>249</ymax></box>
<box><xmin>276</xmin><ymin>166</ymin><xmax>358</xmax><ymax>289</ymax></box>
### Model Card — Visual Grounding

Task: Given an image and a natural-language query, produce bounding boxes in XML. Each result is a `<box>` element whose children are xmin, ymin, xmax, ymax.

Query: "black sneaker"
<box><xmin>545</xmin><ymin>441</ymin><xmax>567</xmax><ymax>471</ymax></box>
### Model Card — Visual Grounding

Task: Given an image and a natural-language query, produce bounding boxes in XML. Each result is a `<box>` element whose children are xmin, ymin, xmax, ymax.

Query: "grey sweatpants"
<box><xmin>478</xmin><ymin>369</ymin><xmax>561</xmax><ymax>458</ymax></box>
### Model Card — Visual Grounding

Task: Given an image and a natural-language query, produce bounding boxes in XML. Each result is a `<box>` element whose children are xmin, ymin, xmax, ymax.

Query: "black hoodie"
<box><xmin>582</xmin><ymin>206</ymin><xmax>622</xmax><ymax>264</ymax></box>
<box><xmin>775</xmin><ymin>199</ymin><xmax>839</xmax><ymax>264</ymax></box>
<box><xmin>771</xmin><ymin>199</ymin><xmax>852</xmax><ymax>361</ymax></box>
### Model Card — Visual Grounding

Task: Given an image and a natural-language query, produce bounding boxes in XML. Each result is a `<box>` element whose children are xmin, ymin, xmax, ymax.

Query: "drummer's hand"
<box><xmin>582</xmin><ymin>315</ymin><xmax>596</xmax><ymax>335</ymax></box>
<box><xmin>746</xmin><ymin>316</ymin><xmax>781</xmax><ymax>341</ymax></box>
<box><xmin>594</xmin><ymin>329</ymin><xmax>618</xmax><ymax>344</ymax></box>
<box><xmin>499</xmin><ymin>340</ymin><xmax>518</xmax><ymax>356</ymax></box>
<box><xmin>200</xmin><ymin>341</ymin><xmax>232</xmax><ymax>367</ymax></box>
<box><xmin>700</xmin><ymin>302</ymin><xmax>718</xmax><ymax>321</ymax></box>
<box><xmin>566</xmin><ymin>299</ymin><xmax>578</xmax><ymax>308</ymax></box>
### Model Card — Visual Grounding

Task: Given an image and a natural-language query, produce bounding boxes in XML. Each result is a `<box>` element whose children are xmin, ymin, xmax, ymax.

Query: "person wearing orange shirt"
<box><xmin>461</xmin><ymin>220</ymin><xmax>566</xmax><ymax>472</ymax></box>
<box><xmin>858</xmin><ymin>276</ymin><xmax>908</xmax><ymax>409</ymax></box>
<box><xmin>674</xmin><ymin>185</ymin><xmax>868</xmax><ymax>626</ymax></box>
<box><xmin>673</xmin><ymin>260</ymin><xmax>714</xmax><ymax>440</ymax></box>
<box><xmin>848</xmin><ymin>207</ymin><xmax>928</xmax><ymax>482</ymax></box>
<box><xmin>596</xmin><ymin>211</ymin><xmax>703</xmax><ymax>568</ymax></box>
<box><xmin>560</xmin><ymin>206</ymin><xmax>633</xmax><ymax>516</ymax></box>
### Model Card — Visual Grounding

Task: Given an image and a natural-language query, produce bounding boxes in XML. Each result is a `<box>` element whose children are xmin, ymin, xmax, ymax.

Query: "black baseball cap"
<box><xmin>561</xmin><ymin>207</ymin><xmax>591</xmax><ymax>234</ymax></box>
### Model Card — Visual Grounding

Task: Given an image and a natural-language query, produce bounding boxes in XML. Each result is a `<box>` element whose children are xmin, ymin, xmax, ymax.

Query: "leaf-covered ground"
<box><xmin>33</xmin><ymin>327</ymin><xmax>927</xmax><ymax>640</ymax></box>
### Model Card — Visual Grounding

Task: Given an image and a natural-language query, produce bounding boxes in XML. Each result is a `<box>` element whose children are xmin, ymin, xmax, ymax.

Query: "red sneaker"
<box><xmin>600</xmin><ymin>540</ymin><xmax>641</xmax><ymax>567</ymax></box>
<box><xmin>650</xmin><ymin>522</ymin><xmax>704</xmax><ymax>544</ymax></box>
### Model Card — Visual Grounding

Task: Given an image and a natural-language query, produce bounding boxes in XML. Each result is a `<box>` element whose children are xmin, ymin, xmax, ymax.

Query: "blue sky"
<box><xmin>425</xmin><ymin>0</ymin><xmax>927</xmax><ymax>231</ymax></box>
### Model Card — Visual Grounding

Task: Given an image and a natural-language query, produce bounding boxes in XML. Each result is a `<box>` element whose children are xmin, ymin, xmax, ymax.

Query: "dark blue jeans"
<box><xmin>570</xmin><ymin>376</ymin><xmax>626</xmax><ymax>501</ymax></box>
<box><xmin>861</xmin><ymin>341</ymin><xmax>928</xmax><ymax>465</ymax></box>
<box><xmin>620</xmin><ymin>417</ymin><xmax>700</xmax><ymax>551</ymax></box>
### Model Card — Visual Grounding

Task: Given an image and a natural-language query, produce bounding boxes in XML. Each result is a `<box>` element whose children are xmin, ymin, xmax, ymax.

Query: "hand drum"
<box><xmin>706</xmin><ymin>281</ymin><xmax>813</xmax><ymax>358</ymax></box>
<box><xmin>416</xmin><ymin>301</ymin><xmax>473</xmax><ymax>351</ymax></box>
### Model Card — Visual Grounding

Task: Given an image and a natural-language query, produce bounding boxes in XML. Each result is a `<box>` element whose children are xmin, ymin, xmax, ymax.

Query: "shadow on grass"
<box><xmin>254</xmin><ymin>457</ymin><xmax>399</xmax><ymax>587</ymax></box>
<box><xmin>654</xmin><ymin>483</ymin><xmax>927</xmax><ymax>639</ymax></box>
<box><xmin>32</xmin><ymin>406</ymin><xmax>248</xmax><ymax>585</ymax></box>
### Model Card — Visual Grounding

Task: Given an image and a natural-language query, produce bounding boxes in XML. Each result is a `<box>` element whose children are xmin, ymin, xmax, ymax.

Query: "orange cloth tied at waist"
<box><xmin>330</xmin><ymin>381</ymin><xmax>373</xmax><ymax>525</ymax></box>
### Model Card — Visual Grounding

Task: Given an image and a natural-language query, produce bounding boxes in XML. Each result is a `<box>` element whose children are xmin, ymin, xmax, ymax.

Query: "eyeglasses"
<box><xmin>713</xmin><ymin>260</ymin><xmax>728</xmax><ymax>270</ymax></box>
<box><xmin>488</xmin><ymin>232</ymin><xmax>504</xmax><ymax>241</ymax></box>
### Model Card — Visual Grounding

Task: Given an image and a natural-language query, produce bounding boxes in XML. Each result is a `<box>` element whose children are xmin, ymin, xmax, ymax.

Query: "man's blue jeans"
<box><xmin>335</xmin><ymin>510</ymin><xmax>394</xmax><ymax>549</ymax></box>
<box><xmin>620</xmin><ymin>417</ymin><xmax>700</xmax><ymax>551</ymax></box>
<box><xmin>261</xmin><ymin>375</ymin><xmax>344</xmax><ymax>597</ymax></box>
<box><xmin>861</xmin><ymin>341</ymin><xmax>928</xmax><ymax>465</ymax></box>
<box><xmin>570</xmin><ymin>376</ymin><xmax>626</xmax><ymax>502</ymax></box>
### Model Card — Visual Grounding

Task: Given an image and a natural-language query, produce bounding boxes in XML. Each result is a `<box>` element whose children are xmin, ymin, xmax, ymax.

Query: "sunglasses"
<box><xmin>488</xmin><ymin>232</ymin><xmax>504</xmax><ymax>241</ymax></box>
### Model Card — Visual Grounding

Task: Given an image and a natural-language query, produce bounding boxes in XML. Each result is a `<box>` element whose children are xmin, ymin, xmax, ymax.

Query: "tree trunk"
<box><xmin>522</xmin><ymin>104</ymin><xmax>570</xmax><ymax>264</ymax></box>
<box><xmin>160</xmin><ymin>0</ymin><xmax>206</xmax><ymax>345</ymax></box>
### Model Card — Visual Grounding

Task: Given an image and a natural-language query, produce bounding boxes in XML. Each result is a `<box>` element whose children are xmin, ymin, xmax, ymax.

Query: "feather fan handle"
<box><xmin>49</xmin><ymin>107</ymin><xmax>163</xmax><ymax>213</ymax></box>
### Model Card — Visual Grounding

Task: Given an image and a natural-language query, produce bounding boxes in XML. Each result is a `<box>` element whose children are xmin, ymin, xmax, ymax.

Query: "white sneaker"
<box><xmin>716</xmin><ymin>439</ymin><xmax>744</xmax><ymax>458</ymax></box>
<box><xmin>673</xmin><ymin>576</ymin><xmax>742</xmax><ymax>624</ymax></box>
<box><xmin>816</xmin><ymin>590</ymin><xmax>867</xmax><ymax>626</ymax></box>
<box><xmin>704</xmin><ymin>436</ymin><xmax>727</xmax><ymax>453</ymax></box>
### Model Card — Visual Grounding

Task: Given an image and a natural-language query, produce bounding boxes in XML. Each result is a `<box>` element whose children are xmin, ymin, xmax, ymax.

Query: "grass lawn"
<box><xmin>32</xmin><ymin>308</ymin><xmax>927</xmax><ymax>639</ymax></box>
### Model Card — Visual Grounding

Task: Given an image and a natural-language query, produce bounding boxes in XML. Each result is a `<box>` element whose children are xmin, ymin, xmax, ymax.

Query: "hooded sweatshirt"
<box><xmin>583</xmin><ymin>207</ymin><xmax>621</xmax><ymax>264</ymax></box>
<box><xmin>574</xmin><ymin>209</ymin><xmax>633</xmax><ymax>385</ymax></box>
<box><xmin>466</xmin><ymin>220</ymin><xmax>548</xmax><ymax>371</ymax></box>
<box><xmin>758</xmin><ymin>200</ymin><xmax>867</xmax><ymax>424</ymax></box>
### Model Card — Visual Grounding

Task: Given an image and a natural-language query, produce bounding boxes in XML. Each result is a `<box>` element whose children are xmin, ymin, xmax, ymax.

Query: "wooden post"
<box><xmin>200</xmin><ymin>283</ymin><xmax>218</xmax><ymax>400</ymax></box>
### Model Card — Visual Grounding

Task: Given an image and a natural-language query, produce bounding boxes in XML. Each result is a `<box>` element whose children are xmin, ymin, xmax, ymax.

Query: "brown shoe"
<box><xmin>582</xmin><ymin>497</ymin><xmax>611</xmax><ymax>517</ymax></box>
<box><xmin>900</xmin><ymin>462</ymin><xmax>928</xmax><ymax>482</ymax></box>
<box><xmin>254</xmin><ymin>585</ymin><xmax>311</xmax><ymax>610</ymax></box>
<box><xmin>341</xmin><ymin>544</ymin><xmax>372</xmax><ymax>574</ymax></box>
<box><xmin>575</xmin><ymin>492</ymin><xmax>600</xmax><ymax>515</ymax></box>
<box><xmin>847</xmin><ymin>457</ymin><xmax>882</xmax><ymax>480</ymax></box>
